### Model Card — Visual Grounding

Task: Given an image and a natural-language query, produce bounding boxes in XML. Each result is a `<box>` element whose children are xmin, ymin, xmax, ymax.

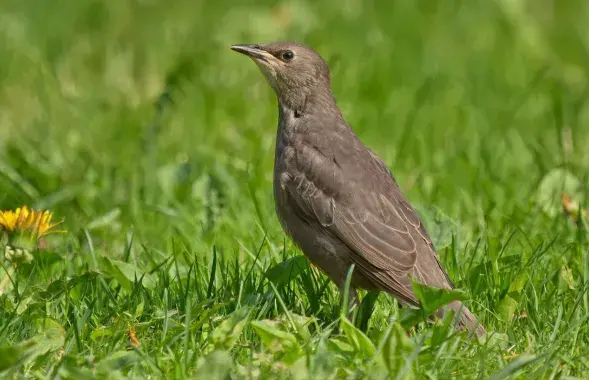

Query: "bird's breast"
<box><xmin>273</xmin><ymin>127</ymin><xmax>293</xmax><ymax>214</ymax></box>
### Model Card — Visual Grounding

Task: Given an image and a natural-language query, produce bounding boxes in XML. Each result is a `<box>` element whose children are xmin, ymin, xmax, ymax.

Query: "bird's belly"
<box><xmin>273</xmin><ymin>183</ymin><xmax>355</xmax><ymax>285</ymax></box>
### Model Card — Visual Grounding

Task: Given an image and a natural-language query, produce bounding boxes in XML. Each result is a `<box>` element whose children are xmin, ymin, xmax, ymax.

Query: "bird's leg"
<box><xmin>340</xmin><ymin>284</ymin><xmax>359</xmax><ymax>320</ymax></box>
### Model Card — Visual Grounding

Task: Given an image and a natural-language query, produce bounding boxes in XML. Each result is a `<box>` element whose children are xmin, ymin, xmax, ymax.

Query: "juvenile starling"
<box><xmin>231</xmin><ymin>42</ymin><xmax>485</xmax><ymax>336</ymax></box>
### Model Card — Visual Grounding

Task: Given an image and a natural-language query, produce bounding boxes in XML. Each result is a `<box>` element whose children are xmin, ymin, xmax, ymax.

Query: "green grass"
<box><xmin>1</xmin><ymin>0</ymin><xmax>589</xmax><ymax>378</ymax></box>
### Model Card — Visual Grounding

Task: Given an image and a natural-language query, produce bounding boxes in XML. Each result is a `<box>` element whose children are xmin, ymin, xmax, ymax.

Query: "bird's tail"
<box><xmin>436</xmin><ymin>301</ymin><xmax>486</xmax><ymax>337</ymax></box>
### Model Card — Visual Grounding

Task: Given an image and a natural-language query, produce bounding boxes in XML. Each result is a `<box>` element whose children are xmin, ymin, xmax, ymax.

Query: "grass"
<box><xmin>1</xmin><ymin>0</ymin><xmax>589</xmax><ymax>378</ymax></box>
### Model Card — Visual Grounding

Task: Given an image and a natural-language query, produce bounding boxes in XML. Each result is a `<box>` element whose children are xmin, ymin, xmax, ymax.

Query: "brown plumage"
<box><xmin>231</xmin><ymin>41</ymin><xmax>485</xmax><ymax>336</ymax></box>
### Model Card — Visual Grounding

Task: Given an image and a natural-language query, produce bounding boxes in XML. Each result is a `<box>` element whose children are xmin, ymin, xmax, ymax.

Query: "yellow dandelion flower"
<box><xmin>0</xmin><ymin>206</ymin><xmax>64</xmax><ymax>238</ymax></box>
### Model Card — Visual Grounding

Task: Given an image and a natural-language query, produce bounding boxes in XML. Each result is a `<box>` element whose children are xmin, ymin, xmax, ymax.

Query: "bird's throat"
<box><xmin>277</xmin><ymin>88</ymin><xmax>339</xmax><ymax>120</ymax></box>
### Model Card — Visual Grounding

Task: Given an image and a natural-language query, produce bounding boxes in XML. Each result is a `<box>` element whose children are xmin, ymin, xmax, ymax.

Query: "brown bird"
<box><xmin>231</xmin><ymin>41</ymin><xmax>485</xmax><ymax>336</ymax></box>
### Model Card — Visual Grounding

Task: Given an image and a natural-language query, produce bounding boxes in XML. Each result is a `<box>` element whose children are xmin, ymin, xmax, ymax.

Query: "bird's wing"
<box><xmin>282</xmin><ymin>131</ymin><xmax>451</xmax><ymax>304</ymax></box>
<box><xmin>283</xmin><ymin>159</ymin><xmax>418</xmax><ymax>272</ymax></box>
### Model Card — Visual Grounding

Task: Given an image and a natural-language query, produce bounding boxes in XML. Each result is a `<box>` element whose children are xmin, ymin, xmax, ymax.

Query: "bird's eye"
<box><xmin>280</xmin><ymin>50</ymin><xmax>295</xmax><ymax>61</ymax></box>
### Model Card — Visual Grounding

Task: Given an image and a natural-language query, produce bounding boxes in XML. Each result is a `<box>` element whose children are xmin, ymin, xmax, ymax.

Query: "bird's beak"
<box><xmin>230</xmin><ymin>44</ymin><xmax>274</xmax><ymax>63</ymax></box>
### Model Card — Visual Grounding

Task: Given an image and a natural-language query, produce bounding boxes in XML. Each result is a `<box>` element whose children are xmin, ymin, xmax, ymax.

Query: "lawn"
<box><xmin>1</xmin><ymin>0</ymin><xmax>589</xmax><ymax>378</ymax></box>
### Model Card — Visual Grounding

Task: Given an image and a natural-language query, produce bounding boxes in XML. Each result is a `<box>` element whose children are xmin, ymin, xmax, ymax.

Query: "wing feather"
<box><xmin>282</xmin><ymin>141</ymin><xmax>424</xmax><ymax>275</ymax></box>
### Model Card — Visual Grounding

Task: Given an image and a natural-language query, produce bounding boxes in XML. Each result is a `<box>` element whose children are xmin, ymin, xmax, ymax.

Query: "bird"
<box><xmin>231</xmin><ymin>41</ymin><xmax>485</xmax><ymax>336</ymax></box>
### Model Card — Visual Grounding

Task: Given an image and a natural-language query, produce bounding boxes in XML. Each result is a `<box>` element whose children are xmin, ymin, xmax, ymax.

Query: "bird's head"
<box><xmin>231</xmin><ymin>41</ymin><xmax>335</xmax><ymax>113</ymax></box>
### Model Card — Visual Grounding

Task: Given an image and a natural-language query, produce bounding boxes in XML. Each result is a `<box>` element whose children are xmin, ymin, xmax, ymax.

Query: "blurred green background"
<box><xmin>1</xmin><ymin>0</ymin><xmax>587</xmax><ymax>252</ymax></box>
<box><xmin>1</xmin><ymin>0</ymin><xmax>589</xmax><ymax>378</ymax></box>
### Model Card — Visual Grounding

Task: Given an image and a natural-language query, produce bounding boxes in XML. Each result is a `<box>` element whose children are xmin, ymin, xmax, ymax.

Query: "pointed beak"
<box><xmin>230</xmin><ymin>44</ymin><xmax>272</xmax><ymax>62</ymax></box>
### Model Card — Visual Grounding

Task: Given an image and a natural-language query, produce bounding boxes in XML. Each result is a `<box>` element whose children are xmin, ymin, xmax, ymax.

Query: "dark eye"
<box><xmin>281</xmin><ymin>50</ymin><xmax>295</xmax><ymax>61</ymax></box>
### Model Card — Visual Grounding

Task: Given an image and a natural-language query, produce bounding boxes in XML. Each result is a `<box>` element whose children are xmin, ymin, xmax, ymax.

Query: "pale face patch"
<box><xmin>253</xmin><ymin>57</ymin><xmax>284</xmax><ymax>93</ymax></box>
